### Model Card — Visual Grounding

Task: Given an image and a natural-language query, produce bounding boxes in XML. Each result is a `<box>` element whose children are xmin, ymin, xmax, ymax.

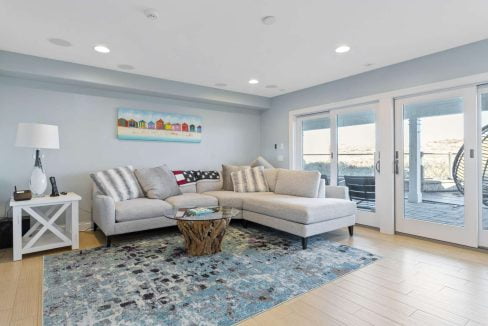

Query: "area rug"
<box><xmin>43</xmin><ymin>224</ymin><xmax>379</xmax><ymax>325</ymax></box>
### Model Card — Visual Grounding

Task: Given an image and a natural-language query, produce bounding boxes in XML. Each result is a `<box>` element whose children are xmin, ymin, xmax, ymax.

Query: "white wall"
<box><xmin>0</xmin><ymin>77</ymin><xmax>261</xmax><ymax>226</ymax></box>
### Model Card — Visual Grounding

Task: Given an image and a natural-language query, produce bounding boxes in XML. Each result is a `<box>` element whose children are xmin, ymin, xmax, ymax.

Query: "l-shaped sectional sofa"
<box><xmin>92</xmin><ymin>168</ymin><xmax>357</xmax><ymax>249</ymax></box>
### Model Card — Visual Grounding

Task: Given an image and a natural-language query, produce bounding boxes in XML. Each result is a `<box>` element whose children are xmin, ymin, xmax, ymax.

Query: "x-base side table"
<box><xmin>9</xmin><ymin>192</ymin><xmax>81</xmax><ymax>261</ymax></box>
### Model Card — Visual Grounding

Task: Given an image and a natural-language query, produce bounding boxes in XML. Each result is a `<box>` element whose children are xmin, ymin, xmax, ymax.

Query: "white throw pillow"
<box><xmin>90</xmin><ymin>166</ymin><xmax>144</xmax><ymax>202</ymax></box>
<box><xmin>231</xmin><ymin>166</ymin><xmax>269</xmax><ymax>193</ymax></box>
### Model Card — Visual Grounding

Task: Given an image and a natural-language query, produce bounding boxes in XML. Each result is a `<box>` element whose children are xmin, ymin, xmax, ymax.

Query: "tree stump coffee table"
<box><xmin>165</xmin><ymin>207</ymin><xmax>240</xmax><ymax>256</ymax></box>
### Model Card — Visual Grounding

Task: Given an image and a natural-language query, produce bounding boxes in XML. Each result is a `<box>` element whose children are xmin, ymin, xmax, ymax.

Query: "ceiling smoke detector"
<box><xmin>144</xmin><ymin>8</ymin><xmax>159</xmax><ymax>20</ymax></box>
<box><xmin>262</xmin><ymin>16</ymin><xmax>276</xmax><ymax>25</ymax></box>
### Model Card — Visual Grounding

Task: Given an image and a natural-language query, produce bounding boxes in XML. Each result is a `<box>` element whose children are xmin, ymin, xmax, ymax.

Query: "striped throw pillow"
<box><xmin>90</xmin><ymin>166</ymin><xmax>144</xmax><ymax>202</ymax></box>
<box><xmin>231</xmin><ymin>166</ymin><xmax>269</xmax><ymax>193</ymax></box>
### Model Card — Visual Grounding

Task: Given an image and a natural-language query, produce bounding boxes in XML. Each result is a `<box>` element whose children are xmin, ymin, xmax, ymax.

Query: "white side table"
<box><xmin>9</xmin><ymin>192</ymin><xmax>82</xmax><ymax>261</ymax></box>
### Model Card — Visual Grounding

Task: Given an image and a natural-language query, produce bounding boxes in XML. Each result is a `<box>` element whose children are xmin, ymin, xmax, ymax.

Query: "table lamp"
<box><xmin>15</xmin><ymin>123</ymin><xmax>59</xmax><ymax>196</ymax></box>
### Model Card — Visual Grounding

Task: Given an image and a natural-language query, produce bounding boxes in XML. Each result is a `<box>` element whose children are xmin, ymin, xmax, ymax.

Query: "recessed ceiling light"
<box><xmin>248</xmin><ymin>79</ymin><xmax>259</xmax><ymax>85</ymax></box>
<box><xmin>335</xmin><ymin>45</ymin><xmax>351</xmax><ymax>54</ymax></box>
<box><xmin>117</xmin><ymin>64</ymin><xmax>134</xmax><ymax>70</ymax></box>
<box><xmin>214</xmin><ymin>83</ymin><xmax>227</xmax><ymax>87</ymax></box>
<box><xmin>48</xmin><ymin>38</ymin><xmax>72</xmax><ymax>47</ymax></box>
<box><xmin>94</xmin><ymin>45</ymin><xmax>110</xmax><ymax>53</ymax></box>
<box><xmin>265</xmin><ymin>85</ymin><xmax>278</xmax><ymax>89</ymax></box>
<box><xmin>262</xmin><ymin>16</ymin><xmax>276</xmax><ymax>25</ymax></box>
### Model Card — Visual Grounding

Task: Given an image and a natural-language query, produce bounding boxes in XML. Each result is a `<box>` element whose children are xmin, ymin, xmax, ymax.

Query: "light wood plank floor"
<box><xmin>1</xmin><ymin>225</ymin><xmax>487</xmax><ymax>326</ymax></box>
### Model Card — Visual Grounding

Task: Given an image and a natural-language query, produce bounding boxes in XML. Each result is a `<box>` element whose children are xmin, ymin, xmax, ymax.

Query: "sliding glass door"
<box><xmin>394</xmin><ymin>88</ymin><xmax>478</xmax><ymax>247</ymax></box>
<box><xmin>296</xmin><ymin>104</ymin><xmax>380</xmax><ymax>227</ymax></box>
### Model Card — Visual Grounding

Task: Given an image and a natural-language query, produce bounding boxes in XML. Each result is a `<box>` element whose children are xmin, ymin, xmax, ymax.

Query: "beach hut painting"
<box><xmin>117</xmin><ymin>108</ymin><xmax>202</xmax><ymax>143</ymax></box>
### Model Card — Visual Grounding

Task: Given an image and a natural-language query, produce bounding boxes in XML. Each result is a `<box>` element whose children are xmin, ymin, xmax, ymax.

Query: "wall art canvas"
<box><xmin>117</xmin><ymin>108</ymin><xmax>202</xmax><ymax>143</ymax></box>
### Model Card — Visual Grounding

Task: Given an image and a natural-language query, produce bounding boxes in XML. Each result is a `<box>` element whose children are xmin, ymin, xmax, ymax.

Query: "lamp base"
<box><xmin>29</xmin><ymin>149</ymin><xmax>47</xmax><ymax>196</ymax></box>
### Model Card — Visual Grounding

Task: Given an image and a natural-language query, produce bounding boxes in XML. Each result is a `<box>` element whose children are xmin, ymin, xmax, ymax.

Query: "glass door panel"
<box><xmin>337</xmin><ymin>110</ymin><xmax>376</xmax><ymax>212</ymax></box>
<box><xmin>395</xmin><ymin>88</ymin><xmax>478</xmax><ymax>247</ymax></box>
<box><xmin>299</xmin><ymin>115</ymin><xmax>331</xmax><ymax>184</ymax></box>
<box><xmin>402</xmin><ymin>97</ymin><xmax>464</xmax><ymax>226</ymax></box>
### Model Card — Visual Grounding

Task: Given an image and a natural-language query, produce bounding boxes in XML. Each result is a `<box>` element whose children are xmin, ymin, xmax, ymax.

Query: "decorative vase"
<box><xmin>30</xmin><ymin>149</ymin><xmax>47</xmax><ymax>196</ymax></box>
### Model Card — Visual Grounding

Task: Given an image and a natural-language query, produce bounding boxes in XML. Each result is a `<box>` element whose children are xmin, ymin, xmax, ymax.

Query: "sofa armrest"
<box><xmin>92</xmin><ymin>193</ymin><xmax>116</xmax><ymax>236</ymax></box>
<box><xmin>325</xmin><ymin>185</ymin><xmax>350</xmax><ymax>200</ymax></box>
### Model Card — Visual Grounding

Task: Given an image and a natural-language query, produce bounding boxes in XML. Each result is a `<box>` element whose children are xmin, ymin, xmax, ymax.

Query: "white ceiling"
<box><xmin>1</xmin><ymin>0</ymin><xmax>488</xmax><ymax>98</ymax></box>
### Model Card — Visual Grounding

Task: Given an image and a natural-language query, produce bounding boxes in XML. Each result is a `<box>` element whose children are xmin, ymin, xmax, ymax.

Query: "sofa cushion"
<box><xmin>203</xmin><ymin>191</ymin><xmax>273</xmax><ymax>209</ymax></box>
<box><xmin>243</xmin><ymin>195</ymin><xmax>356</xmax><ymax>224</ymax></box>
<box><xmin>135</xmin><ymin>165</ymin><xmax>182</xmax><ymax>200</ymax></box>
<box><xmin>196</xmin><ymin>177</ymin><xmax>223</xmax><ymax>193</ymax></box>
<box><xmin>115</xmin><ymin>198</ymin><xmax>174</xmax><ymax>222</ymax></box>
<box><xmin>179</xmin><ymin>183</ymin><xmax>197</xmax><ymax>193</ymax></box>
<box><xmin>274</xmin><ymin>170</ymin><xmax>321</xmax><ymax>198</ymax></box>
<box><xmin>263</xmin><ymin>168</ymin><xmax>279</xmax><ymax>192</ymax></box>
<box><xmin>250</xmin><ymin>156</ymin><xmax>274</xmax><ymax>169</ymax></box>
<box><xmin>222</xmin><ymin>164</ymin><xmax>250</xmax><ymax>191</ymax></box>
<box><xmin>165</xmin><ymin>193</ymin><xmax>218</xmax><ymax>209</ymax></box>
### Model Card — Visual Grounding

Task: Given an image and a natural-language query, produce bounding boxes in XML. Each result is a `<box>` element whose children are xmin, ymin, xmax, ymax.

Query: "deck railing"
<box><xmin>303</xmin><ymin>152</ymin><xmax>459</xmax><ymax>181</ymax></box>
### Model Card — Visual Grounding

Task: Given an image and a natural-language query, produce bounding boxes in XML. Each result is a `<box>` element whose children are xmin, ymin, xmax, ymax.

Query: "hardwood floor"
<box><xmin>0</xmin><ymin>226</ymin><xmax>487</xmax><ymax>325</ymax></box>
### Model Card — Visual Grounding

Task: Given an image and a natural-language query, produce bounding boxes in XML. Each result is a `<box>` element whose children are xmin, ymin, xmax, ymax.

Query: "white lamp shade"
<box><xmin>15</xmin><ymin>123</ymin><xmax>60</xmax><ymax>149</ymax></box>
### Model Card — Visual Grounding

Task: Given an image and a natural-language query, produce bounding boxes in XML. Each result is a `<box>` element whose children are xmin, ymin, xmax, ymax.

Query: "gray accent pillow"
<box><xmin>135</xmin><ymin>165</ymin><xmax>182</xmax><ymax>199</ymax></box>
<box><xmin>250</xmin><ymin>156</ymin><xmax>274</xmax><ymax>169</ymax></box>
<box><xmin>274</xmin><ymin>169</ymin><xmax>321</xmax><ymax>198</ymax></box>
<box><xmin>222</xmin><ymin>164</ymin><xmax>250</xmax><ymax>191</ymax></box>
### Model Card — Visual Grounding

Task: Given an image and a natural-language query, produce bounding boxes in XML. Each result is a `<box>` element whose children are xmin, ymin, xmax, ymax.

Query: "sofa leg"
<box><xmin>106</xmin><ymin>236</ymin><xmax>112</xmax><ymax>248</ymax></box>
<box><xmin>302</xmin><ymin>237</ymin><xmax>308</xmax><ymax>250</ymax></box>
<box><xmin>242</xmin><ymin>220</ymin><xmax>248</xmax><ymax>228</ymax></box>
<box><xmin>93</xmin><ymin>223</ymin><xmax>98</xmax><ymax>231</ymax></box>
<box><xmin>348</xmin><ymin>226</ymin><xmax>354</xmax><ymax>236</ymax></box>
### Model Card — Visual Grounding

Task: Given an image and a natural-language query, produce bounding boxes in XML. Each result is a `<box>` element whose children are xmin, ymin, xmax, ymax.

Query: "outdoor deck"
<box><xmin>356</xmin><ymin>191</ymin><xmax>488</xmax><ymax>228</ymax></box>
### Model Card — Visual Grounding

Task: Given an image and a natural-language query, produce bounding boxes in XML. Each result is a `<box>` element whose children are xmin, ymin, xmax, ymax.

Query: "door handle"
<box><xmin>394</xmin><ymin>151</ymin><xmax>399</xmax><ymax>174</ymax></box>
<box><xmin>375</xmin><ymin>152</ymin><xmax>381</xmax><ymax>173</ymax></box>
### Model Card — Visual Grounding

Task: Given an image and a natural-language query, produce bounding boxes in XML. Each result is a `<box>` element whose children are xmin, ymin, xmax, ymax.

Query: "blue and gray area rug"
<box><xmin>43</xmin><ymin>225</ymin><xmax>379</xmax><ymax>325</ymax></box>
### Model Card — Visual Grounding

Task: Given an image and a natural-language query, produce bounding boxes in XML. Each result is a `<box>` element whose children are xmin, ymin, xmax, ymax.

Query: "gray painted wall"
<box><xmin>0</xmin><ymin>76</ymin><xmax>261</xmax><ymax>225</ymax></box>
<box><xmin>261</xmin><ymin>39</ymin><xmax>488</xmax><ymax>167</ymax></box>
